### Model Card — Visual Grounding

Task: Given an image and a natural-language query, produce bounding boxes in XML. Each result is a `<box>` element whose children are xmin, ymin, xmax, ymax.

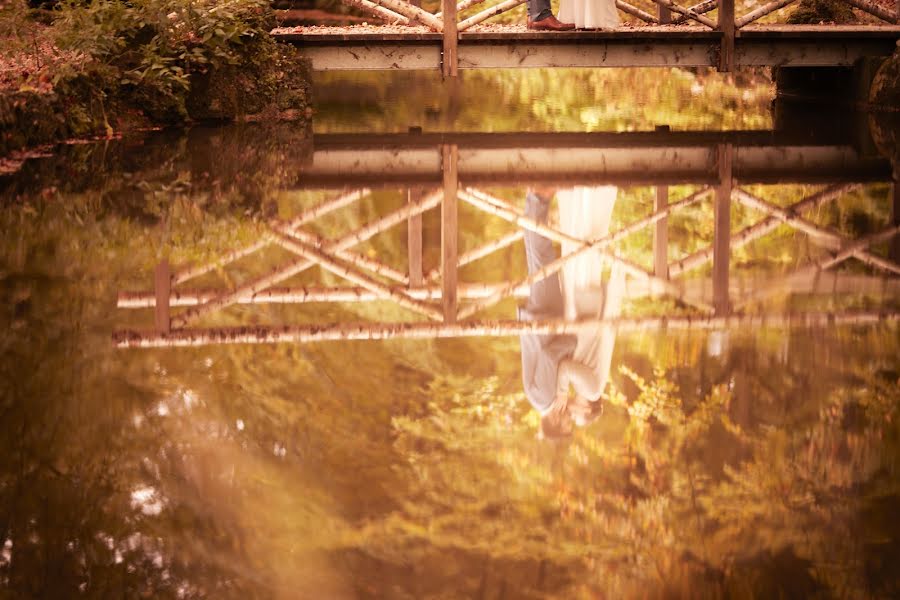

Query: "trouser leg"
<box><xmin>527</xmin><ymin>0</ymin><xmax>552</xmax><ymax>21</ymax></box>
<box><xmin>523</xmin><ymin>192</ymin><xmax>564</xmax><ymax>315</ymax></box>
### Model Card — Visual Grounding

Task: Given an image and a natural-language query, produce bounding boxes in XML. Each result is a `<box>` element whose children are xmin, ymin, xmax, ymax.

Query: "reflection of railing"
<box><xmin>322</xmin><ymin>0</ymin><xmax>900</xmax><ymax>73</ymax></box>
<box><xmin>114</xmin><ymin>142</ymin><xmax>900</xmax><ymax>348</ymax></box>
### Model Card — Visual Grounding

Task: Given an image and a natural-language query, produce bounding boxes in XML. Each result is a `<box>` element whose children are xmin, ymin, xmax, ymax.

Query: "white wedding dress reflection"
<box><xmin>556</xmin><ymin>185</ymin><xmax>625</xmax><ymax>404</ymax></box>
<box><xmin>559</xmin><ymin>0</ymin><xmax>621</xmax><ymax>29</ymax></box>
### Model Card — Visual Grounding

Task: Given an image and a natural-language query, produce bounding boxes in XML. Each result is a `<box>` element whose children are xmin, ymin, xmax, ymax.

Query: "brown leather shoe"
<box><xmin>527</xmin><ymin>15</ymin><xmax>576</xmax><ymax>31</ymax></box>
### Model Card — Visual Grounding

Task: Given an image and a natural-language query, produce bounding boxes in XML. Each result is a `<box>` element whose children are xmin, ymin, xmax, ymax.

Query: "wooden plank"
<box><xmin>442</xmin><ymin>0</ymin><xmax>458</xmax><ymax>77</ymax></box>
<box><xmin>407</xmin><ymin>188</ymin><xmax>424</xmax><ymax>286</ymax></box>
<box><xmin>154</xmin><ymin>259</ymin><xmax>171</xmax><ymax>333</ymax></box>
<box><xmin>442</xmin><ymin>145</ymin><xmax>459</xmax><ymax>323</ymax></box>
<box><xmin>713</xmin><ymin>145</ymin><xmax>733</xmax><ymax>315</ymax></box>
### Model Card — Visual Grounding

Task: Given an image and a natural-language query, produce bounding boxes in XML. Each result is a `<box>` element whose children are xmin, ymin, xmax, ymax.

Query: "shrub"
<box><xmin>51</xmin><ymin>0</ymin><xmax>283</xmax><ymax>121</ymax></box>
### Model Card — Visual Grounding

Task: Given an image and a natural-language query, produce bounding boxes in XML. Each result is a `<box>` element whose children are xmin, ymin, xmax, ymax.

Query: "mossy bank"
<box><xmin>0</xmin><ymin>0</ymin><xmax>312</xmax><ymax>158</ymax></box>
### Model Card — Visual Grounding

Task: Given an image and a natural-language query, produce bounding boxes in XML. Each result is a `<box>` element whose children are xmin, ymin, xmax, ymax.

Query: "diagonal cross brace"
<box><xmin>455</xmin><ymin>186</ymin><xmax>714</xmax><ymax>320</ymax></box>
<box><xmin>170</xmin><ymin>190</ymin><xmax>442</xmax><ymax>329</ymax></box>
<box><xmin>733</xmin><ymin>187</ymin><xmax>900</xmax><ymax>276</ymax></box>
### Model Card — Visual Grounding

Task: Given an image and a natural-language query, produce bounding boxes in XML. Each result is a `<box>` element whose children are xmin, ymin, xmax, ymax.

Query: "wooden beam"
<box><xmin>459</xmin><ymin>0</ymin><xmax>527</xmax><ymax>31</ymax></box>
<box><xmin>713</xmin><ymin>145</ymin><xmax>733</xmax><ymax>315</ymax></box>
<box><xmin>616</xmin><ymin>0</ymin><xmax>660</xmax><ymax>23</ymax></box>
<box><xmin>442</xmin><ymin>145</ymin><xmax>459</xmax><ymax>323</ymax></box>
<box><xmin>442</xmin><ymin>0</ymin><xmax>458</xmax><ymax>77</ymax></box>
<box><xmin>273</xmin><ymin>233</ymin><xmax>443</xmax><ymax>321</ymax></box>
<box><xmin>296</xmin><ymin>144</ymin><xmax>889</xmax><ymax>187</ymax></box>
<box><xmin>282</xmin><ymin>27</ymin><xmax>900</xmax><ymax>71</ymax></box>
<box><xmin>735</xmin><ymin>0</ymin><xmax>798</xmax><ymax>28</ymax></box>
<box><xmin>671</xmin><ymin>0</ymin><xmax>717</xmax><ymax>24</ymax></box>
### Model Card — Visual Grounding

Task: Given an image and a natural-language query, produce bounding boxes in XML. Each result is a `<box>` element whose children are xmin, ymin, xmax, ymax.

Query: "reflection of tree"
<box><xmin>363</xmin><ymin>331</ymin><xmax>900</xmax><ymax>598</ymax></box>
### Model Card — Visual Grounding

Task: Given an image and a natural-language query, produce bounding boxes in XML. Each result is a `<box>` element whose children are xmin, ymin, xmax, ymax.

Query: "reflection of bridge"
<box><xmin>114</xmin><ymin>131</ymin><xmax>900</xmax><ymax>348</ymax></box>
<box><xmin>298</xmin><ymin>130</ymin><xmax>892</xmax><ymax>186</ymax></box>
<box><xmin>274</xmin><ymin>0</ymin><xmax>900</xmax><ymax>73</ymax></box>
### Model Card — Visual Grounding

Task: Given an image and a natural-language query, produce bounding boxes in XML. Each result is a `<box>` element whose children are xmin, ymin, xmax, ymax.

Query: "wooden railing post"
<box><xmin>155</xmin><ymin>259</ymin><xmax>171</xmax><ymax>333</ymax></box>
<box><xmin>442</xmin><ymin>0</ymin><xmax>458</xmax><ymax>77</ymax></box>
<box><xmin>654</xmin><ymin>125</ymin><xmax>670</xmax><ymax>279</ymax></box>
<box><xmin>654</xmin><ymin>185</ymin><xmax>669</xmax><ymax>279</ymax></box>
<box><xmin>408</xmin><ymin>188</ymin><xmax>424</xmax><ymax>287</ymax></box>
<box><xmin>441</xmin><ymin>145</ymin><xmax>459</xmax><ymax>322</ymax></box>
<box><xmin>658</xmin><ymin>1</ymin><xmax>672</xmax><ymax>23</ymax></box>
<box><xmin>718</xmin><ymin>0</ymin><xmax>735</xmax><ymax>72</ymax></box>
<box><xmin>713</xmin><ymin>145</ymin><xmax>733</xmax><ymax>315</ymax></box>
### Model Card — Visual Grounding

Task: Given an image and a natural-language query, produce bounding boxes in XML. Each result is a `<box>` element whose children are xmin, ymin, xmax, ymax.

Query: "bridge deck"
<box><xmin>275</xmin><ymin>24</ymin><xmax>900</xmax><ymax>70</ymax></box>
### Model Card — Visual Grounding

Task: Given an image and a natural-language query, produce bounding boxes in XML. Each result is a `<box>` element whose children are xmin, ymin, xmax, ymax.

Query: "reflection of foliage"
<box><xmin>314</xmin><ymin>67</ymin><xmax>774</xmax><ymax>133</ymax></box>
<box><xmin>357</xmin><ymin>331</ymin><xmax>900</xmax><ymax>598</ymax></box>
<box><xmin>1</xmin><ymin>124</ymin><xmax>899</xmax><ymax>597</ymax></box>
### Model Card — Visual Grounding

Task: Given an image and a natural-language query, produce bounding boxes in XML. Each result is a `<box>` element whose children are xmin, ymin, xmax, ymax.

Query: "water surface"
<box><xmin>1</xmin><ymin>68</ymin><xmax>899</xmax><ymax>599</ymax></box>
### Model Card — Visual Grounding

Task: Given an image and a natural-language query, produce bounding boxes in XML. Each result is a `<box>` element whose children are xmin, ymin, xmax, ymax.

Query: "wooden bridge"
<box><xmin>113</xmin><ymin>129</ymin><xmax>900</xmax><ymax>348</ymax></box>
<box><xmin>273</xmin><ymin>0</ymin><xmax>900</xmax><ymax>73</ymax></box>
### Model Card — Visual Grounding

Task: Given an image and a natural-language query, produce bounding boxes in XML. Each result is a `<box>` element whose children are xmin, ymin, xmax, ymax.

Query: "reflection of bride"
<box><xmin>555</xmin><ymin>186</ymin><xmax>625</xmax><ymax>413</ymax></box>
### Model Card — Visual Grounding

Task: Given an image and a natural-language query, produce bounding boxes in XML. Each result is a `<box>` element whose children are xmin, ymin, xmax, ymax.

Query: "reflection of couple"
<box><xmin>519</xmin><ymin>187</ymin><xmax>625</xmax><ymax>439</ymax></box>
<box><xmin>527</xmin><ymin>0</ymin><xmax>620</xmax><ymax>31</ymax></box>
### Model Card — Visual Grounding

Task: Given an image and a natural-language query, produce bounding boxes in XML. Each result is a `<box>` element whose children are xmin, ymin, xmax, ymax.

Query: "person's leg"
<box><xmin>527</xmin><ymin>0</ymin><xmax>552</xmax><ymax>21</ymax></box>
<box><xmin>524</xmin><ymin>191</ymin><xmax>564</xmax><ymax>315</ymax></box>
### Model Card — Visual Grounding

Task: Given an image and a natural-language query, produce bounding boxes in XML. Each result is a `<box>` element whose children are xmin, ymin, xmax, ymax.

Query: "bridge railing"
<box><xmin>113</xmin><ymin>132</ymin><xmax>900</xmax><ymax>347</ymax></box>
<box><xmin>338</xmin><ymin>0</ymin><xmax>898</xmax><ymax>73</ymax></box>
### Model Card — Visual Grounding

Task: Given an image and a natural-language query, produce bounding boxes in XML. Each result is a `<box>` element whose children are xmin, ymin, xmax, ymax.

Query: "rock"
<box><xmin>869</xmin><ymin>45</ymin><xmax>900</xmax><ymax>112</ymax></box>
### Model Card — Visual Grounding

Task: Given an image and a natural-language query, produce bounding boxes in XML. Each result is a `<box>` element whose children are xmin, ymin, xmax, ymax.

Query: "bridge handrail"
<box><xmin>334</xmin><ymin>0</ymin><xmax>899</xmax><ymax>72</ymax></box>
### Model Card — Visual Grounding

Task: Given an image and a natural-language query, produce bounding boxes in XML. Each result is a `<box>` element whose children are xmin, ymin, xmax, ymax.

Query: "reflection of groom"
<box><xmin>527</xmin><ymin>0</ymin><xmax>575</xmax><ymax>30</ymax></box>
<box><xmin>518</xmin><ymin>190</ymin><xmax>576</xmax><ymax>438</ymax></box>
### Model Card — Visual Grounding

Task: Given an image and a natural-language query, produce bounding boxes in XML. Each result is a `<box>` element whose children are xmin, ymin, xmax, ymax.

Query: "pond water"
<box><xmin>1</xmin><ymin>68</ymin><xmax>900</xmax><ymax>598</ymax></box>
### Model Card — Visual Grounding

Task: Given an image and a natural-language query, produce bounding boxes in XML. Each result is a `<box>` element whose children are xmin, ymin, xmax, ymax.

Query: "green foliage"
<box><xmin>50</xmin><ymin>0</ymin><xmax>278</xmax><ymax>119</ymax></box>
